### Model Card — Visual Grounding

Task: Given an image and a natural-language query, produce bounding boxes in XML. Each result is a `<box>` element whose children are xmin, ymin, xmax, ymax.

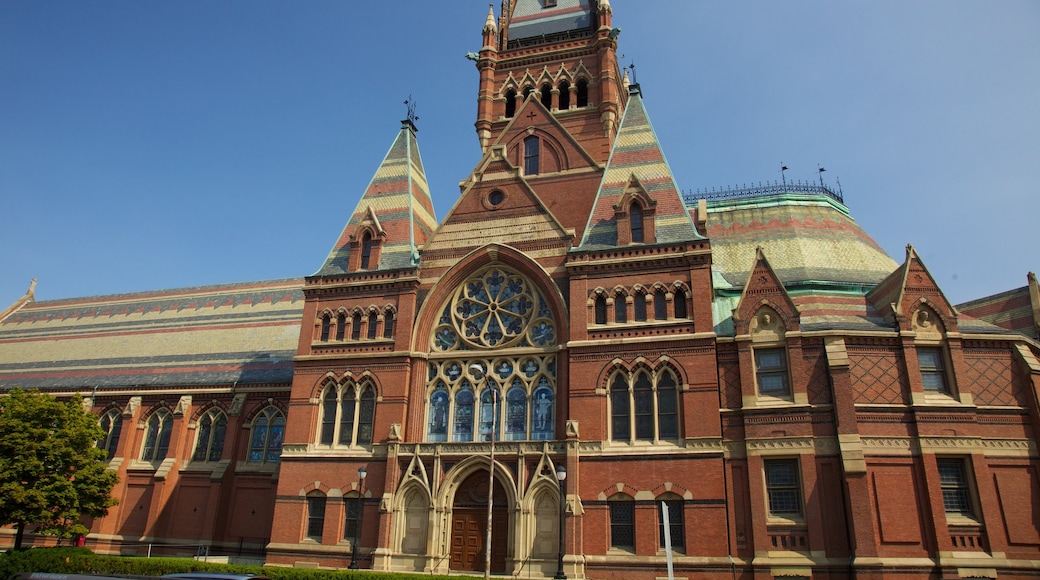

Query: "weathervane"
<box><xmin>404</xmin><ymin>95</ymin><xmax>420</xmax><ymax>126</ymax></box>
<box><xmin>817</xmin><ymin>164</ymin><xmax>827</xmax><ymax>188</ymax></box>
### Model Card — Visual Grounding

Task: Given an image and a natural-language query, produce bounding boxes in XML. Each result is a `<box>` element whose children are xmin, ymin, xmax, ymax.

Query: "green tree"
<box><xmin>0</xmin><ymin>388</ymin><xmax>119</xmax><ymax>549</ymax></box>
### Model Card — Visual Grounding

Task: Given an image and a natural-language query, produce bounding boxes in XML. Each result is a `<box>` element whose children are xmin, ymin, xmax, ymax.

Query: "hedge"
<box><xmin>0</xmin><ymin>548</ymin><xmax>460</xmax><ymax>580</ymax></box>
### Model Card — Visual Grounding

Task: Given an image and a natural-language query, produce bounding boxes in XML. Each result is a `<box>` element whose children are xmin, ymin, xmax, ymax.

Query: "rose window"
<box><xmin>431</xmin><ymin>266</ymin><xmax>555</xmax><ymax>351</ymax></box>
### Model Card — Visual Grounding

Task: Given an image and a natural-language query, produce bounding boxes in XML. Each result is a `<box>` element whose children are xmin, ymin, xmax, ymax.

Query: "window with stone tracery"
<box><xmin>426</xmin><ymin>266</ymin><xmax>557</xmax><ymax>442</ymax></box>
<box><xmin>609</xmin><ymin>366</ymin><xmax>680</xmax><ymax>443</ymax></box>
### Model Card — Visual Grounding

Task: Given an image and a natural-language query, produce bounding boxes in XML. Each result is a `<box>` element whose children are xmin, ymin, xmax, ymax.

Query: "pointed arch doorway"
<box><xmin>451</xmin><ymin>470</ymin><xmax>509</xmax><ymax>574</ymax></box>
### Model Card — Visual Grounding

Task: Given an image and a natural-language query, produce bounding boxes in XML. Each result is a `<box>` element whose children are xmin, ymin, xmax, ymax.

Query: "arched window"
<box><xmin>504</xmin><ymin>380</ymin><xmax>527</xmax><ymax>441</ymax></box>
<box><xmin>249</xmin><ymin>407</ymin><xmax>285</xmax><ymax>463</ymax></box>
<box><xmin>478</xmin><ymin>383</ymin><xmax>502</xmax><ymax>442</ymax></box>
<box><xmin>540</xmin><ymin>83</ymin><xmax>552</xmax><ymax>108</ymax></box>
<box><xmin>524</xmin><ymin>135</ymin><xmax>540</xmax><ymax>176</ymax></box>
<box><xmin>576</xmin><ymin>79</ymin><xmax>589</xmax><ymax>108</ymax></box>
<box><xmin>306</xmin><ymin>491</ymin><xmax>327</xmax><ymax>542</ymax></box>
<box><xmin>657</xmin><ymin>495</ymin><xmax>685</xmax><ymax>551</ymax></box>
<box><xmin>367</xmin><ymin>311</ymin><xmax>378</xmax><ymax>339</ymax></box>
<box><xmin>634</xmin><ymin>291</ymin><xmax>647</xmax><ymax>322</ymax></box>
<box><xmin>141</xmin><ymin>408</ymin><xmax>173</xmax><ymax>462</ymax></box>
<box><xmin>614</xmin><ymin>293</ymin><xmax>627</xmax><ymax>323</ymax></box>
<box><xmin>523</xmin><ymin>86</ymin><xmax>534</xmax><ymax>101</ymax></box>
<box><xmin>633</xmin><ymin>371</ymin><xmax>653</xmax><ymax>439</ymax></box>
<box><xmin>630</xmin><ymin>203</ymin><xmax>644</xmax><ymax>243</ymax></box>
<box><xmin>338</xmin><ymin>388</ymin><xmax>356</xmax><ymax>445</ymax></box>
<box><xmin>505</xmin><ymin>89</ymin><xmax>517</xmax><ymax>118</ymax></box>
<box><xmin>530</xmin><ymin>380</ymin><xmax>553</xmax><ymax>440</ymax></box>
<box><xmin>558</xmin><ymin>81</ymin><xmax>571</xmax><ymax>110</ymax></box>
<box><xmin>610</xmin><ymin>367</ymin><xmax>682</xmax><ymax>443</ymax></box>
<box><xmin>383</xmin><ymin>309</ymin><xmax>395</xmax><ymax>338</ymax></box>
<box><xmin>657</xmin><ymin>370</ymin><xmax>679</xmax><ymax>439</ymax></box>
<box><xmin>427</xmin><ymin>384</ymin><xmax>449</xmax><ymax>442</ymax></box>
<box><xmin>343</xmin><ymin>492</ymin><xmax>363</xmax><ymax>544</ymax></box>
<box><xmin>608</xmin><ymin>493</ymin><xmax>635</xmax><ymax>550</ymax></box>
<box><xmin>192</xmin><ymin>408</ymin><xmax>227</xmax><ymax>462</ymax></box>
<box><xmin>674</xmin><ymin>288</ymin><xmax>688</xmax><ymax>319</ymax></box>
<box><xmin>358</xmin><ymin>388</ymin><xmax>375</xmax><ymax>444</ymax></box>
<box><xmin>610</xmin><ymin>374</ymin><xmax>630</xmax><ymax>441</ymax></box>
<box><xmin>336</xmin><ymin>312</ymin><xmax>346</xmax><ymax>341</ymax></box>
<box><xmin>351</xmin><ymin>312</ymin><xmax>362</xmax><ymax>341</ymax></box>
<box><xmin>320</xmin><ymin>314</ymin><xmax>331</xmax><ymax>341</ymax></box>
<box><xmin>360</xmin><ymin>232</ymin><xmax>373</xmax><ymax>269</ymax></box>
<box><xmin>654</xmin><ymin>291</ymin><xmax>667</xmax><ymax>321</ymax></box>
<box><xmin>595</xmin><ymin>294</ymin><xmax>608</xmax><ymax>325</ymax></box>
<box><xmin>320</xmin><ymin>387</ymin><xmax>336</xmax><ymax>445</ymax></box>
<box><xmin>320</xmin><ymin>382</ymin><xmax>377</xmax><ymax>447</ymax></box>
<box><xmin>426</xmin><ymin>266</ymin><xmax>558</xmax><ymax>442</ymax></box>
<box><xmin>98</xmin><ymin>408</ymin><xmax>123</xmax><ymax>460</ymax></box>
<box><xmin>453</xmin><ymin>384</ymin><xmax>475</xmax><ymax>442</ymax></box>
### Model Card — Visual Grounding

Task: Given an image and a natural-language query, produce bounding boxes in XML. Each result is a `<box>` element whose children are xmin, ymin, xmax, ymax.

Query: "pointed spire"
<box><xmin>622</xmin><ymin>68</ymin><xmax>630</xmax><ymax>93</ymax></box>
<box><xmin>484</xmin><ymin>4</ymin><xmax>497</xmax><ymax>33</ymax></box>
<box><xmin>315</xmin><ymin>122</ymin><xmax>436</xmax><ymax>276</ymax></box>
<box><xmin>579</xmin><ymin>91</ymin><xmax>703</xmax><ymax>249</ymax></box>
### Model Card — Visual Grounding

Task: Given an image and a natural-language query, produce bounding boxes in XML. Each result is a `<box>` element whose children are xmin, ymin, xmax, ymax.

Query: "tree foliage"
<box><xmin>0</xmin><ymin>388</ymin><xmax>119</xmax><ymax>548</ymax></box>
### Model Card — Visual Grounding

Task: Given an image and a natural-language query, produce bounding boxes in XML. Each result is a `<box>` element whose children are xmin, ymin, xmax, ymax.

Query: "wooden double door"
<box><xmin>450</xmin><ymin>471</ymin><xmax>509</xmax><ymax>573</ymax></box>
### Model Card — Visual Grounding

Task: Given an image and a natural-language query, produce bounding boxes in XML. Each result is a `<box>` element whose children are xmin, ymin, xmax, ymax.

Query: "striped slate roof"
<box><xmin>706</xmin><ymin>193</ymin><xmax>898</xmax><ymax>288</ymax></box>
<box><xmin>578</xmin><ymin>87</ymin><xmax>703</xmax><ymax>249</ymax></box>
<box><xmin>0</xmin><ymin>279</ymin><xmax>304</xmax><ymax>390</ymax></box>
<box><xmin>316</xmin><ymin>121</ymin><xmax>436</xmax><ymax>275</ymax></box>
<box><xmin>957</xmin><ymin>273</ymin><xmax>1040</xmax><ymax>340</ymax></box>
<box><xmin>704</xmin><ymin>192</ymin><xmax>898</xmax><ymax>335</ymax></box>
<box><xmin>508</xmin><ymin>0</ymin><xmax>592</xmax><ymax>41</ymax></box>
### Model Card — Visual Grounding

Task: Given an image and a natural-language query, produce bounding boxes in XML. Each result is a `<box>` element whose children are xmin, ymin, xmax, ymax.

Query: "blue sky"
<box><xmin>2</xmin><ymin>1</ymin><xmax>1038</xmax><ymax>308</ymax></box>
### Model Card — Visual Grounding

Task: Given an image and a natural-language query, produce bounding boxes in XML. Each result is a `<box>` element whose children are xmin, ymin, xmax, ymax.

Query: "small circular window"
<box><xmin>488</xmin><ymin>190</ymin><xmax>505</xmax><ymax>207</ymax></box>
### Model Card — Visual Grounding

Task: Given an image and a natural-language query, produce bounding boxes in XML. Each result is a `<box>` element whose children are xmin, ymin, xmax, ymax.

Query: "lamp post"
<box><xmin>348</xmin><ymin>466</ymin><xmax>367</xmax><ymax>569</ymax></box>
<box><xmin>554</xmin><ymin>464</ymin><xmax>567</xmax><ymax>580</ymax></box>
<box><xmin>470</xmin><ymin>363</ymin><xmax>496</xmax><ymax>580</ymax></box>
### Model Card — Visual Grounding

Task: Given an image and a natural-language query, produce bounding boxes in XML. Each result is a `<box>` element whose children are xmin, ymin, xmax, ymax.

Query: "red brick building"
<box><xmin>2</xmin><ymin>1</ymin><xmax>1039</xmax><ymax>579</ymax></box>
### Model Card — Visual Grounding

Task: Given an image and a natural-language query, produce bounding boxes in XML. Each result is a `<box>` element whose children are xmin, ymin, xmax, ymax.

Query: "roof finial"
<box><xmin>599</xmin><ymin>0</ymin><xmax>613</xmax><ymax>14</ymax></box>
<box><xmin>403</xmin><ymin>95</ymin><xmax>420</xmax><ymax>131</ymax></box>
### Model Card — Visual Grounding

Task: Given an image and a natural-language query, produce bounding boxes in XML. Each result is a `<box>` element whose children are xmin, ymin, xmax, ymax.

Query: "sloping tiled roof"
<box><xmin>957</xmin><ymin>273</ymin><xmax>1040</xmax><ymax>340</ymax></box>
<box><xmin>706</xmin><ymin>193</ymin><xmax>898</xmax><ymax>288</ymax></box>
<box><xmin>0</xmin><ymin>279</ymin><xmax>304</xmax><ymax>390</ymax></box>
<box><xmin>316</xmin><ymin>121</ymin><xmax>436</xmax><ymax>275</ymax></box>
<box><xmin>578</xmin><ymin>88</ymin><xmax>702</xmax><ymax>249</ymax></box>
<box><xmin>508</xmin><ymin>0</ymin><xmax>592</xmax><ymax>41</ymax></box>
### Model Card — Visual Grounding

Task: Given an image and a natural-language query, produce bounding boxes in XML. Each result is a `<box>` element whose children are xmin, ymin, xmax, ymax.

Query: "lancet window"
<box><xmin>609</xmin><ymin>366</ymin><xmax>680</xmax><ymax>443</ymax></box>
<box><xmin>319</xmin><ymin>379</ymin><xmax>376</xmax><ymax>447</ymax></box>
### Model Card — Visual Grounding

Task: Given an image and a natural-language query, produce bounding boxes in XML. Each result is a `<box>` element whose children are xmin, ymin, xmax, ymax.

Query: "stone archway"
<box><xmin>450</xmin><ymin>469</ymin><xmax>509</xmax><ymax>573</ymax></box>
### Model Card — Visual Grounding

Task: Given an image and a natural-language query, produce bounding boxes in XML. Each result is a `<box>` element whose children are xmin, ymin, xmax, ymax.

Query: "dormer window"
<box><xmin>544</xmin><ymin>0</ymin><xmax>557</xmax><ymax>8</ymax></box>
<box><xmin>360</xmin><ymin>232</ymin><xmax>373</xmax><ymax>269</ymax></box>
<box><xmin>524</xmin><ymin>136</ymin><xmax>540</xmax><ymax>175</ymax></box>
<box><xmin>630</xmin><ymin>204</ymin><xmax>644</xmax><ymax>243</ymax></box>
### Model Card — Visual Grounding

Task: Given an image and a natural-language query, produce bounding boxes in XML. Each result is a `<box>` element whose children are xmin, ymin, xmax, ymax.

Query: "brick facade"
<box><xmin>2</xmin><ymin>2</ymin><xmax>1039</xmax><ymax>579</ymax></box>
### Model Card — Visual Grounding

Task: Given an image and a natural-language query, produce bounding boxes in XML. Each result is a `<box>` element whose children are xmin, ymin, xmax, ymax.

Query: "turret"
<box><xmin>475</xmin><ymin>4</ymin><xmax>499</xmax><ymax>151</ymax></box>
